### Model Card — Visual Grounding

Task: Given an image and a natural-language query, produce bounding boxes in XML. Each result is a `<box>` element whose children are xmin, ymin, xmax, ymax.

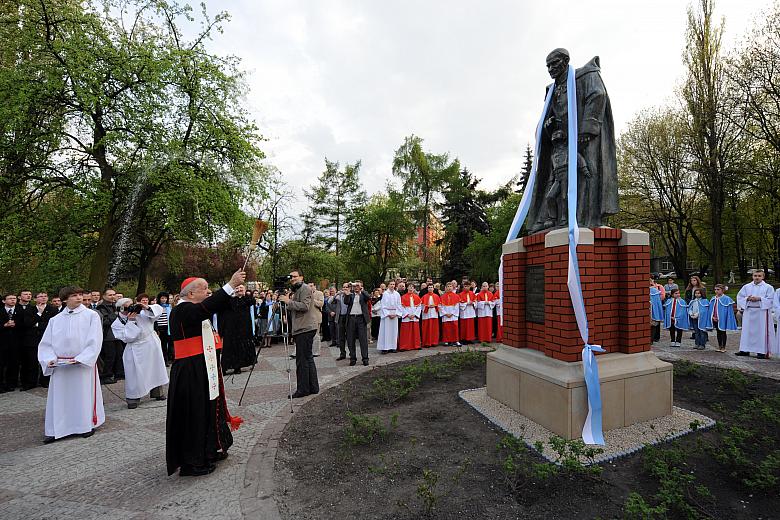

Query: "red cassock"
<box><xmin>493</xmin><ymin>289</ymin><xmax>503</xmax><ymax>342</ymax></box>
<box><xmin>421</xmin><ymin>293</ymin><xmax>441</xmax><ymax>347</ymax></box>
<box><xmin>459</xmin><ymin>290</ymin><xmax>477</xmax><ymax>341</ymax></box>
<box><xmin>476</xmin><ymin>290</ymin><xmax>495</xmax><ymax>343</ymax></box>
<box><xmin>399</xmin><ymin>293</ymin><xmax>422</xmax><ymax>351</ymax></box>
<box><xmin>440</xmin><ymin>292</ymin><xmax>461</xmax><ymax>343</ymax></box>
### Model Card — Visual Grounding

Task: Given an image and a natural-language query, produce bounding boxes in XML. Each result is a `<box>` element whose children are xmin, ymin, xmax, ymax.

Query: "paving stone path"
<box><xmin>0</xmin><ymin>331</ymin><xmax>775</xmax><ymax>520</ymax></box>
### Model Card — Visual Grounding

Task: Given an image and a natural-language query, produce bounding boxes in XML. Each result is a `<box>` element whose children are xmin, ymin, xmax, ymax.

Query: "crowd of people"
<box><xmin>649</xmin><ymin>270</ymin><xmax>780</xmax><ymax>358</ymax></box>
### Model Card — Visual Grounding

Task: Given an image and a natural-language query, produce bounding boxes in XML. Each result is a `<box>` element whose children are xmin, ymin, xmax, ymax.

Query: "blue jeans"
<box><xmin>691</xmin><ymin>317</ymin><xmax>708</xmax><ymax>347</ymax></box>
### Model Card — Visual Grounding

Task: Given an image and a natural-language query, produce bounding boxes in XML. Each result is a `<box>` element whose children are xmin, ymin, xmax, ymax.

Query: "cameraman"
<box><xmin>111</xmin><ymin>297</ymin><xmax>169</xmax><ymax>409</ymax></box>
<box><xmin>278</xmin><ymin>269</ymin><xmax>320</xmax><ymax>398</ymax></box>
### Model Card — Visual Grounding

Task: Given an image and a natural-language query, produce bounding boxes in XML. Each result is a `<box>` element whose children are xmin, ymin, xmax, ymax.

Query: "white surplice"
<box><xmin>37</xmin><ymin>305</ymin><xmax>105</xmax><ymax>439</ymax></box>
<box><xmin>377</xmin><ymin>290</ymin><xmax>401</xmax><ymax>351</ymax></box>
<box><xmin>736</xmin><ymin>281</ymin><xmax>775</xmax><ymax>355</ymax></box>
<box><xmin>772</xmin><ymin>288</ymin><xmax>780</xmax><ymax>357</ymax></box>
<box><xmin>111</xmin><ymin>305</ymin><xmax>169</xmax><ymax>399</ymax></box>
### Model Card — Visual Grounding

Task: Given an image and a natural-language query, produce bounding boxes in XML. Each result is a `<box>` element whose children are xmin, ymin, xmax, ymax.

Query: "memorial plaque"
<box><xmin>525</xmin><ymin>265</ymin><xmax>545</xmax><ymax>324</ymax></box>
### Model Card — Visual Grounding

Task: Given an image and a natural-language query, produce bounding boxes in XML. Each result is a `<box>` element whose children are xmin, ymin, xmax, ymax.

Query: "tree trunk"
<box><xmin>89</xmin><ymin>216</ymin><xmax>116</xmax><ymax>289</ymax></box>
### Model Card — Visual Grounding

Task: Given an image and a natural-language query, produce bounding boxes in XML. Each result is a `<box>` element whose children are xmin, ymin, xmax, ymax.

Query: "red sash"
<box><xmin>173</xmin><ymin>333</ymin><xmax>223</xmax><ymax>360</ymax></box>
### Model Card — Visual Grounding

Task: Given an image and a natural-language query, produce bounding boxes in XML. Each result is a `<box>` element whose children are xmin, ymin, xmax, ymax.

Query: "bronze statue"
<box><xmin>526</xmin><ymin>48</ymin><xmax>618</xmax><ymax>234</ymax></box>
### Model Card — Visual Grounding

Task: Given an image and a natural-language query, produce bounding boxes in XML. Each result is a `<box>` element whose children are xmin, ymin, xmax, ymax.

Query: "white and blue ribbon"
<box><xmin>498</xmin><ymin>86</ymin><xmax>554</xmax><ymax>323</ymax></box>
<box><xmin>564</xmin><ymin>64</ymin><xmax>605</xmax><ymax>446</ymax></box>
<box><xmin>499</xmin><ymin>64</ymin><xmax>605</xmax><ymax>446</ymax></box>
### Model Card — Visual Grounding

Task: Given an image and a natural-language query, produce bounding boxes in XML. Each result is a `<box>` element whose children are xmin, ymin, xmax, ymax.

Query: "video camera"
<box><xmin>124</xmin><ymin>303</ymin><xmax>144</xmax><ymax>314</ymax></box>
<box><xmin>273</xmin><ymin>274</ymin><xmax>292</xmax><ymax>291</ymax></box>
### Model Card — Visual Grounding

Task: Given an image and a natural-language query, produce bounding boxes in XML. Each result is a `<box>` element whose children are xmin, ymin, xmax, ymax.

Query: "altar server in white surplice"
<box><xmin>377</xmin><ymin>281</ymin><xmax>401</xmax><ymax>353</ymax></box>
<box><xmin>37</xmin><ymin>286</ymin><xmax>104</xmax><ymax>444</ymax></box>
<box><xmin>111</xmin><ymin>298</ymin><xmax>169</xmax><ymax>408</ymax></box>
<box><xmin>735</xmin><ymin>270</ymin><xmax>775</xmax><ymax>359</ymax></box>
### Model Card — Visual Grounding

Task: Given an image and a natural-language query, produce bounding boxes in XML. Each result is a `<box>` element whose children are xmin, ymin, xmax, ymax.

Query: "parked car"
<box><xmin>747</xmin><ymin>268</ymin><xmax>775</xmax><ymax>275</ymax></box>
<box><xmin>659</xmin><ymin>272</ymin><xmax>677</xmax><ymax>279</ymax></box>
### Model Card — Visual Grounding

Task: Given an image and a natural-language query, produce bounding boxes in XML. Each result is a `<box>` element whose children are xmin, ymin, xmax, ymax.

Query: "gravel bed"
<box><xmin>460</xmin><ymin>387</ymin><xmax>715</xmax><ymax>464</ymax></box>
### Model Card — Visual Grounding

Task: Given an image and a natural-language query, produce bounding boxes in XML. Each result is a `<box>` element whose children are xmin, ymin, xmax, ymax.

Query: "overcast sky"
<box><xmin>204</xmin><ymin>0</ymin><xmax>768</xmax><ymax>206</ymax></box>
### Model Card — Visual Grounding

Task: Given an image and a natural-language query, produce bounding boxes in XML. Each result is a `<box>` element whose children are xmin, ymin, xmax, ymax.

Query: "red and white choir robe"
<box><xmin>440</xmin><ymin>291</ymin><xmax>461</xmax><ymax>344</ymax></box>
<box><xmin>37</xmin><ymin>305</ymin><xmax>105</xmax><ymax>439</ymax></box>
<box><xmin>736</xmin><ymin>280</ymin><xmax>775</xmax><ymax>356</ymax></box>
<box><xmin>421</xmin><ymin>292</ymin><xmax>441</xmax><ymax>347</ymax></box>
<box><xmin>459</xmin><ymin>290</ymin><xmax>477</xmax><ymax>342</ymax></box>
<box><xmin>399</xmin><ymin>293</ymin><xmax>422</xmax><ymax>351</ymax></box>
<box><xmin>493</xmin><ymin>289</ymin><xmax>503</xmax><ymax>343</ymax></box>
<box><xmin>476</xmin><ymin>289</ymin><xmax>495</xmax><ymax>343</ymax></box>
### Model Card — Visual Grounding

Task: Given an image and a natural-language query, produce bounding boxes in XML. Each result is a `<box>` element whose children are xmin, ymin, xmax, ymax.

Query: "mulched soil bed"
<box><xmin>274</xmin><ymin>353</ymin><xmax>780</xmax><ymax>519</ymax></box>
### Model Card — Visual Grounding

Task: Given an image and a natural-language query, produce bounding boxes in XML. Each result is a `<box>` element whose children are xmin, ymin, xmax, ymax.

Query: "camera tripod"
<box><xmin>239</xmin><ymin>299</ymin><xmax>295</xmax><ymax>414</ymax></box>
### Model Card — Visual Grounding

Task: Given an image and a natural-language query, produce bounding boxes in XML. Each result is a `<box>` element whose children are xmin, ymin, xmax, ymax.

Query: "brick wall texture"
<box><xmin>503</xmin><ymin>227</ymin><xmax>650</xmax><ymax>362</ymax></box>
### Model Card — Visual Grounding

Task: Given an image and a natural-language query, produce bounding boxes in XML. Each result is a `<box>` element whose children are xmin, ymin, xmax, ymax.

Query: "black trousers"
<box><xmin>338</xmin><ymin>315</ymin><xmax>348</xmax><ymax>356</ymax></box>
<box><xmin>0</xmin><ymin>340</ymin><xmax>20</xmax><ymax>390</ymax></box>
<box><xmin>100</xmin><ymin>340</ymin><xmax>125</xmax><ymax>378</ymax></box>
<box><xmin>294</xmin><ymin>330</ymin><xmax>319</xmax><ymax>395</ymax></box>
<box><xmin>650</xmin><ymin>323</ymin><xmax>661</xmax><ymax>342</ymax></box>
<box><xmin>158</xmin><ymin>329</ymin><xmax>173</xmax><ymax>362</ymax></box>
<box><xmin>321</xmin><ymin>318</ymin><xmax>331</xmax><ymax>341</ymax></box>
<box><xmin>346</xmin><ymin>315</ymin><xmax>368</xmax><ymax>362</ymax></box>
<box><xmin>716</xmin><ymin>329</ymin><xmax>727</xmax><ymax>347</ymax></box>
<box><xmin>371</xmin><ymin>316</ymin><xmax>380</xmax><ymax>340</ymax></box>
<box><xmin>328</xmin><ymin>320</ymin><xmax>338</xmax><ymax>346</ymax></box>
<box><xmin>20</xmin><ymin>343</ymin><xmax>39</xmax><ymax>388</ymax></box>
<box><xmin>668</xmin><ymin>325</ymin><xmax>683</xmax><ymax>343</ymax></box>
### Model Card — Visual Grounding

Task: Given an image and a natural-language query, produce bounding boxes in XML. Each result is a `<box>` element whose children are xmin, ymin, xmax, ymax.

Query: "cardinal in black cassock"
<box><xmin>166</xmin><ymin>270</ymin><xmax>245</xmax><ymax>477</ymax></box>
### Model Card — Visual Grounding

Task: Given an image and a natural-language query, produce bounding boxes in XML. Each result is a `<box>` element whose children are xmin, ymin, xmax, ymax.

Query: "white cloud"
<box><xmin>204</xmin><ymin>0</ymin><xmax>767</xmax><ymax>209</ymax></box>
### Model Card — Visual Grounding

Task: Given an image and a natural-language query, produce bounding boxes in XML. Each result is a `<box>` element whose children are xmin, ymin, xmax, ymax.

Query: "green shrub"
<box><xmin>343</xmin><ymin>412</ymin><xmax>398</xmax><ymax>446</ymax></box>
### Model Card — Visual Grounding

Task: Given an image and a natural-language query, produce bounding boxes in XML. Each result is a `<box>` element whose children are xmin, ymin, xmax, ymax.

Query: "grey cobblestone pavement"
<box><xmin>0</xmin><ymin>332</ymin><xmax>776</xmax><ymax>520</ymax></box>
<box><xmin>0</xmin><ymin>337</ymin><xmax>486</xmax><ymax>520</ymax></box>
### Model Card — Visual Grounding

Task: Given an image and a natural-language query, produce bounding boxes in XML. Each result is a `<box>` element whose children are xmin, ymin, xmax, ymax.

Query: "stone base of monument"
<box><xmin>486</xmin><ymin>346</ymin><xmax>672</xmax><ymax>440</ymax></box>
<box><xmin>491</xmin><ymin>227</ymin><xmax>673</xmax><ymax>440</ymax></box>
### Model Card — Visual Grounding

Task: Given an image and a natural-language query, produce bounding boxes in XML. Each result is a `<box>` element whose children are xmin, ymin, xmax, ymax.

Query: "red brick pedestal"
<box><xmin>487</xmin><ymin>228</ymin><xmax>673</xmax><ymax>440</ymax></box>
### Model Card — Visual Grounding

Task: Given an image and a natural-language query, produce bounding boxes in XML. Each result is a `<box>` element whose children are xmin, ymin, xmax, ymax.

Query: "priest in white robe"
<box><xmin>111</xmin><ymin>298</ymin><xmax>169</xmax><ymax>408</ymax></box>
<box><xmin>377</xmin><ymin>280</ymin><xmax>401</xmax><ymax>353</ymax></box>
<box><xmin>37</xmin><ymin>286</ymin><xmax>104</xmax><ymax>444</ymax></box>
<box><xmin>735</xmin><ymin>270</ymin><xmax>775</xmax><ymax>358</ymax></box>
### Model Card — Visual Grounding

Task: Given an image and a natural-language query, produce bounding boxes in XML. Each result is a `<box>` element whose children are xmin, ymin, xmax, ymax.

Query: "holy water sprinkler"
<box><xmin>242</xmin><ymin>217</ymin><xmax>269</xmax><ymax>270</ymax></box>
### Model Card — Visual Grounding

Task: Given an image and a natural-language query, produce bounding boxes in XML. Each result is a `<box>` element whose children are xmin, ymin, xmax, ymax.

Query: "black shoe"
<box><xmin>362</xmin><ymin>360</ymin><xmax>369</xmax><ymax>366</ymax></box>
<box><xmin>735</xmin><ymin>351</ymin><xmax>749</xmax><ymax>357</ymax></box>
<box><xmin>289</xmin><ymin>391</ymin><xmax>308</xmax><ymax>399</ymax></box>
<box><xmin>349</xmin><ymin>360</ymin><xmax>356</xmax><ymax>366</ymax></box>
<box><xmin>43</xmin><ymin>436</ymin><xmax>56</xmax><ymax>444</ymax></box>
<box><xmin>81</xmin><ymin>430</ymin><xmax>94</xmax><ymax>438</ymax></box>
<box><xmin>155</xmin><ymin>395</ymin><xmax>167</xmax><ymax>401</ymax></box>
<box><xmin>289</xmin><ymin>354</ymin><xmax>296</xmax><ymax>359</ymax></box>
<box><xmin>101</xmin><ymin>376</ymin><xmax>116</xmax><ymax>385</ymax></box>
<box><xmin>234</xmin><ymin>368</ymin><xmax>243</xmax><ymax>374</ymax></box>
<box><xmin>180</xmin><ymin>463</ymin><xmax>216</xmax><ymax>476</ymax></box>
<box><xmin>336</xmin><ymin>355</ymin><xmax>346</xmax><ymax>361</ymax></box>
<box><xmin>757</xmin><ymin>353</ymin><xmax>767</xmax><ymax>359</ymax></box>
<box><xmin>127</xmin><ymin>401</ymin><xmax>139</xmax><ymax>409</ymax></box>
<box><xmin>216</xmin><ymin>451</ymin><xmax>229</xmax><ymax>461</ymax></box>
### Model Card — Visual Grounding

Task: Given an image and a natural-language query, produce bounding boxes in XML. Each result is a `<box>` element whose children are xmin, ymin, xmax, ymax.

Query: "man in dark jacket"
<box><xmin>279</xmin><ymin>269</ymin><xmax>320</xmax><ymax>398</ymax></box>
<box><xmin>344</xmin><ymin>281</ymin><xmax>371</xmax><ymax>366</ymax></box>
<box><xmin>1</xmin><ymin>294</ymin><xmax>22</xmax><ymax>392</ymax></box>
<box><xmin>21</xmin><ymin>292</ymin><xmax>58</xmax><ymax>389</ymax></box>
<box><xmin>96</xmin><ymin>288</ymin><xmax>122</xmax><ymax>384</ymax></box>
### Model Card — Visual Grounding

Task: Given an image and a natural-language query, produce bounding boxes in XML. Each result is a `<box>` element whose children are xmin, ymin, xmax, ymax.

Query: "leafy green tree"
<box><xmin>682</xmin><ymin>0</ymin><xmax>745</xmax><ymax>282</ymax></box>
<box><xmin>392</xmin><ymin>135</ymin><xmax>460</xmax><ymax>270</ymax></box>
<box><xmin>439</xmin><ymin>169</ymin><xmax>510</xmax><ymax>281</ymax></box>
<box><xmin>258</xmin><ymin>240</ymin><xmax>344</xmax><ymax>287</ymax></box>
<box><xmin>302</xmin><ymin>158</ymin><xmax>366</xmax><ymax>282</ymax></box>
<box><xmin>463</xmin><ymin>193</ymin><xmax>522</xmax><ymax>283</ymax></box>
<box><xmin>343</xmin><ymin>193</ymin><xmax>416</xmax><ymax>287</ymax></box>
<box><xmin>0</xmin><ymin>0</ymin><xmax>266</xmax><ymax>290</ymax></box>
